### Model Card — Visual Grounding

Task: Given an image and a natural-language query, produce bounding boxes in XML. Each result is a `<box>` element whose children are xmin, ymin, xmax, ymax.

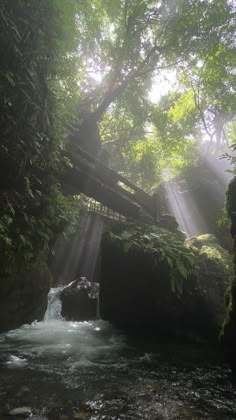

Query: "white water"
<box><xmin>0</xmin><ymin>289</ymin><xmax>236</xmax><ymax>419</ymax></box>
<box><xmin>0</xmin><ymin>289</ymin><xmax>127</xmax><ymax>386</ymax></box>
<box><xmin>44</xmin><ymin>287</ymin><xmax>63</xmax><ymax>321</ymax></box>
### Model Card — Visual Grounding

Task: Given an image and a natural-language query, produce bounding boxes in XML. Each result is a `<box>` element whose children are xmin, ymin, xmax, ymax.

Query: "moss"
<box><xmin>187</xmin><ymin>235</ymin><xmax>234</xmax><ymax>282</ymax></box>
<box><xmin>187</xmin><ymin>234</ymin><xmax>221</xmax><ymax>248</ymax></box>
<box><xmin>186</xmin><ymin>235</ymin><xmax>234</xmax><ymax>335</ymax></box>
<box><xmin>200</xmin><ymin>245</ymin><xmax>233</xmax><ymax>277</ymax></box>
<box><xmin>220</xmin><ymin>177</ymin><xmax>236</xmax><ymax>375</ymax></box>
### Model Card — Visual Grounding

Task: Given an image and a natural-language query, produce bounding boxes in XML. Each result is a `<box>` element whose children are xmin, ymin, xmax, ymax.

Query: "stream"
<box><xmin>0</xmin><ymin>289</ymin><xmax>235</xmax><ymax>420</ymax></box>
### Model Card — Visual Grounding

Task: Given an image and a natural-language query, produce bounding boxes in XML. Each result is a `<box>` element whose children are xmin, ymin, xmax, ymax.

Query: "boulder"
<box><xmin>159</xmin><ymin>214</ymin><xmax>187</xmax><ymax>241</ymax></box>
<box><xmin>0</xmin><ymin>261</ymin><xmax>51</xmax><ymax>333</ymax></box>
<box><xmin>185</xmin><ymin>234</ymin><xmax>234</xmax><ymax>338</ymax></box>
<box><xmin>60</xmin><ymin>277</ymin><xmax>99</xmax><ymax>321</ymax></box>
<box><xmin>99</xmin><ymin>222</ymin><xmax>233</xmax><ymax>341</ymax></box>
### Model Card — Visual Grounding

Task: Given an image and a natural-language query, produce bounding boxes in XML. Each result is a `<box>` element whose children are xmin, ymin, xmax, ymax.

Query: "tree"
<box><xmin>67</xmin><ymin>0</ymin><xmax>182</xmax><ymax>154</ymax></box>
<box><xmin>68</xmin><ymin>0</ymin><xmax>236</xmax><ymax>186</ymax></box>
<box><xmin>1</xmin><ymin>0</ymin><xmax>236</xmax><ymax>275</ymax></box>
<box><xmin>168</xmin><ymin>0</ymin><xmax>236</xmax><ymax>154</ymax></box>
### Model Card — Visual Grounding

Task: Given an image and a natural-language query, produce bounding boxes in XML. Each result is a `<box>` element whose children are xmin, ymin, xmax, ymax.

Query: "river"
<box><xmin>0</xmin><ymin>289</ymin><xmax>235</xmax><ymax>419</ymax></box>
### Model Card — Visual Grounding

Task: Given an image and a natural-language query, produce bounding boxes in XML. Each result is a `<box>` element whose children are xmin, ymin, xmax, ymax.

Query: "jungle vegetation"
<box><xmin>0</xmin><ymin>0</ymin><xmax>236</xmax><ymax>276</ymax></box>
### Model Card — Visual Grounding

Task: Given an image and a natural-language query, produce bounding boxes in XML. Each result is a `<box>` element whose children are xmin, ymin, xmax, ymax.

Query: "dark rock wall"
<box><xmin>0</xmin><ymin>261</ymin><xmax>51</xmax><ymax>333</ymax></box>
<box><xmin>60</xmin><ymin>278</ymin><xmax>99</xmax><ymax>321</ymax></box>
<box><xmin>99</xmin><ymin>243</ymin><xmax>170</xmax><ymax>331</ymax></box>
<box><xmin>221</xmin><ymin>177</ymin><xmax>236</xmax><ymax>376</ymax></box>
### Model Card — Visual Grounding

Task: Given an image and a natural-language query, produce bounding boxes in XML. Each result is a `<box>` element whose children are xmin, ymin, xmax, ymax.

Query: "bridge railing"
<box><xmin>87</xmin><ymin>200</ymin><xmax>126</xmax><ymax>221</ymax></box>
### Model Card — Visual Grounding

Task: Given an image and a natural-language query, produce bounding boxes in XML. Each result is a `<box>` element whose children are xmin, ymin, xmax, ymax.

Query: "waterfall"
<box><xmin>46</xmin><ymin>213</ymin><xmax>103</xmax><ymax>321</ymax></box>
<box><xmin>44</xmin><ymin>288</ymin><xmax>63</xmax><ymax>321</ymax></box>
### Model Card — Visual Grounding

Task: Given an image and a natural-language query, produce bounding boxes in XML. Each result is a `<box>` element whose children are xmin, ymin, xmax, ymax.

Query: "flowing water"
<box><xmin>0</xmin><ymin>289</ymin><xmax>235</xmax><ymax>420</ymax></box>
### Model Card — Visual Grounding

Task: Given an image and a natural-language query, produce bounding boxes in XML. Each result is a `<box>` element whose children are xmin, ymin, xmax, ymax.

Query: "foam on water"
<box><xmin>0</xmin><ymin>288</ymin><xmax>127</xmax><ymax>379</ymax></box>
<box><xmin>0</xmin><ymin>288</ymin><xmax>236</xmax><ymax>419</ymax></box>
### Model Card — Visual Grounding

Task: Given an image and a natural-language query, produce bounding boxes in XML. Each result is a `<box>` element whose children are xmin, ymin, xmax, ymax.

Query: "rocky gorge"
<box><xmin>0</xmin><ymin>199</ymin><xmax>236</xmax><ymax>419</ymax></box>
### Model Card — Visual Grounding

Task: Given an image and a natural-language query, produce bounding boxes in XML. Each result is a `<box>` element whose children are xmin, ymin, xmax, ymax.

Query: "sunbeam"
<box><xmin>163</xmin><ymin>151</ymin><xmax>233</xmax><ymax>238</ymax></box>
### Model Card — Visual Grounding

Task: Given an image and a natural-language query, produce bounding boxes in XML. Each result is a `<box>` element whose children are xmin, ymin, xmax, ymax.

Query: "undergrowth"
<box><xmin>104</xmin><ymin>221</ymin><xmax>197</xmax><ymax>295</ymax></box>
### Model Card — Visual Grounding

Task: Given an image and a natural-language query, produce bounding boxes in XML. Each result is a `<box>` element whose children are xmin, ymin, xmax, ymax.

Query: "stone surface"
<box><xmin>0</xmin><ymin>262</ymin><xmax>51</xmax><ymax>333</ymax></box>
<box><xmin>99</xmin><ymin>224</ymin><xmax>233</xmax><ymax>342</ymax></box>
<box><xmin>220</xmin><ymin>177</ymin><xmax>236</xmax><ymax>377</ymax></box>
<box><xmin>60</xmin><ymin>278</ymin><xmax>99</xmax><ymax>321</ymax></box>
<box><xmin>9</xmin><ymin>407</ymin><xmax>32</xmax><ymax>416</ymax></box>
<box><xmin>186</xmin><ymin>234</ymin><xmax>234</xmax><ymax>333</ymax></box>
<box><xmin>159</xmin><ymin>214</ymin><xmax>187</xmax><ymax>241</ymax></box>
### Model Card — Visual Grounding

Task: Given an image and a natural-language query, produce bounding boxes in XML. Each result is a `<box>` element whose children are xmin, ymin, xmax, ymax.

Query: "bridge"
<box><xmin>87</xmin><ymin>200</ymin><xmax>126</xmax><ymax>222</ymax></box>
<box><xmin>61</xmin><ymin>142</ymin><xmax>163</xmax><ymax>221</ymax></box>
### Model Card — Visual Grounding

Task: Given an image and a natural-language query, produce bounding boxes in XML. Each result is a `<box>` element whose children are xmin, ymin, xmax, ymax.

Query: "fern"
<box><xmin>104</xmin><ymin>221</ymin><xmax>197</xmax><ymax>295</ymax></box>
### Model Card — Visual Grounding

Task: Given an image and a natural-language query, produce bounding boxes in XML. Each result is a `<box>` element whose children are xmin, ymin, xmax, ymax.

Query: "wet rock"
<box><xmin>159</xmin><ymin>214</ymin><xmax>185</xmax><ymax>238</ymax></box>
<box><xmin>185</xmin><ymin>234</ymin><xmax>234</xmax><ymax>337</ymax></box>
<box><xmin>60</xmin><ymin>278</ymin><xmax>99</xmax><ymax>321</ymax></box>
<box><xmin>0</xmin><ymin>261</ymin><xmax>51</xmax><ymax>333</ymax></box>
<box><xmin>100</xmin><ymin>222</ymin><xmax>233</xmax><ymax>341</ymax></box>
<box><xmin>9</xmin><ymin>406</ymin><xmax>31</xmax><ymax>416</ymax></box>
<box><xmin>72</xmin><ymin>407</ymin><xmax>89</xmax><ymax>419</ymax></box>
<box><xmin>220</xmin><ymin>177</ymin><xmax>236</xmax><ymax>378</ymax></box>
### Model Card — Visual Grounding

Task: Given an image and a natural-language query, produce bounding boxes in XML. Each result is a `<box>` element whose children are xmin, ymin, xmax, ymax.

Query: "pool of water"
<box><xmin>0</xmin><ymin>290</ymin><xmax>235</xmax><ymax>419</ymax></box>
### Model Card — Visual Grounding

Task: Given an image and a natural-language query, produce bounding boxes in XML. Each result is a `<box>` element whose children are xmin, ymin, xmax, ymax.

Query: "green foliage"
<box><xmin>0</xmin><ymin>0</ymin><xmax>81</xmax><ymax>276</ymax></box>
<box><xmin>168</xmin><ymin>91</ymin><xmax>196</xmax><ymax>125</ymax></box>
<box><xmin>1</xmin><ymin>0</ymin><xmax>236</xmax><ymax>278</ymax></box>
<box><xmin>150</xmin><ymin>92</ymin><xmax>200</xmax><ymax>181</ymax></box>
<box><xmin>217</xmin><ymin>207</ymin><xmax>230</xmax><ymax>227</ymax></box>
<box><xmin>71</xmin><ymin>0</ymin><xmax>235</xmax><ymax>188</ymax></box>
<box><xmin>186</xmin><ymin>233</ymin><xmax>234</xmax><ymax>281</ymax></box>
<box><xmin>168</xmin><ymin>1</ymin><xmax>236</xmax><ymax>153</ymax></box>
<box><xmin>104</xmin><ymin>222</ymin><xmax>196</xmax><ymax>295</ymax></box>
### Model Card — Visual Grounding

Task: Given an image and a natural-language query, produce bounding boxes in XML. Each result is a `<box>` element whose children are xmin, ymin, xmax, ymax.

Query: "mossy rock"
<box><xmin>0</xmin><ymin>261</ymin><xmax>51</xmax><ymax>333</ymax></box>
<box><xmin>186</xmin><ymin>235</ymin><xmax>234</xmax><ymax>335</ymax></box>
<box><xmin>186</xmin><ymin>234</ymin><xmax>220</xmax><ymax>248</ymax></box>
<box><xmin>220</xmin><ymin>176</ymin><xmax>236</xmax><ymax>376</ymax></box>
<box><xmin>99</xmin><ymin>223</ymin><xmax>233</xmax><ymax>342</ymax></box>
<box><xmin>186</xmin><ymin>234</ymin><xmax>233</xmax><ymax>286</ymax></box>
<box><xmin>158</xmin><ymin>214</ymin><xmax>186</xmax><ymax>241</ymax></box>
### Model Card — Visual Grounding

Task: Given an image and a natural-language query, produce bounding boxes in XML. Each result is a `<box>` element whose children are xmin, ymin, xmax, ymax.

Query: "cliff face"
<box><xmin>0</xmin><ymin>261</ymin><xmax>51</xmax><ymax>333</ymax></box>
<box><xmin>220</xmin><ymin>177</ymin><xmax>236</xmax><ymax>377</ymax></box>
